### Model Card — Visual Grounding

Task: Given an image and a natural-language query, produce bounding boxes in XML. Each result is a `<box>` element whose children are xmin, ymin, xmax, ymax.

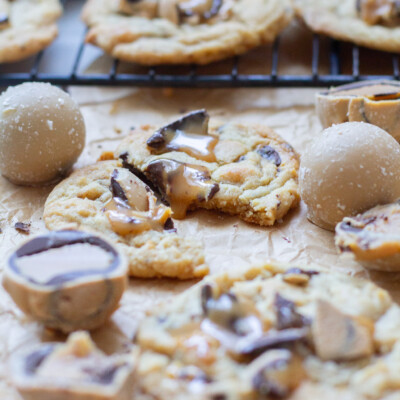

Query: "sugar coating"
<box><xmin>299</xmin><ymin>122</ymin><xmax>400</xmax><ymax>231</ymax></box>
<box><xmin>0</xmin><ymin>82</ymin><xmax>86</xmax><ymax>186</ymax></box>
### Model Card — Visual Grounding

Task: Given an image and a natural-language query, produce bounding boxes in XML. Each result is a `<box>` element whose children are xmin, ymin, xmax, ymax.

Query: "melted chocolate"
<box><xmin>24</xmin><ymin>345</ymin><xmax>54</xmax><ymax>375</ymax></box>
<box><xmin>238</xmin><ymin>328</ymin><xmax>309</xmax><ymax>358</ymax></box>
<box><xmin>274</xmin><ymin>294</ymin><xmax>309</xmax><ymax>331</ymax></box>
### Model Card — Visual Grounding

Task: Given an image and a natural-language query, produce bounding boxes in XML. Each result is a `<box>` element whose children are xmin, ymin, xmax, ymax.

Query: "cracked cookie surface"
<box><xmin>294</xmin><ymin>0</ymin><xmax>400</xmax><ymax>53</ymax></box>
<box><xmin>134</xmin><ymin>262</ymin><xmax>400</xmax><ymax>400</ymax></box>
<box><xmin>115</xmin><ymin>111</ymin><xmax>300</xmax><ymax>226</ymax></box>
<box><xmin>43</xmin><ymin>160</ymin><xmax>208</xmax><ymax>279</ymax></box>
<box><xmin>82</xmin><ymin>0</ymin><xmax>293</xmax><ymax>65</ymax></box>
<box><xmin>0</xmin><ymin>0</ymin><xmax>62</xmax><ymax>63</ymax></box>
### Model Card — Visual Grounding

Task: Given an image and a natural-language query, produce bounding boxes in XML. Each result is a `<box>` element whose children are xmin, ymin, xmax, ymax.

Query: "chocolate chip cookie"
<box><xmin>0</xmin><ymin>0</ymin><xmax>62</xmax><ymax>63</ymax></box>
<box><xmin>294</xmin><ymin>0</ymin><xmax>400</xmax><ymax>53</ymax></box>
<box><xmin>134</xmin><ymin>262</ymin><xmax>398</xmax><ymax>400</ymax></box>
<box><xmin>336</xmin><ymin>201</ymin><xmax>400</xmax><ymax>271</ymax></box>
<box><xmin>43</xmin><ymin>160</ymin><xmax>208</xmax><ymax>279</ymax></box>
<box><xmin>82</xmin><ymin>0</ymin><xmax>293</xmax><ymax>65</ymax></box>
<box><xmin>115</xmin><ymin>110</ymin><xmax>300</xmax><ymax>226</ymax></box>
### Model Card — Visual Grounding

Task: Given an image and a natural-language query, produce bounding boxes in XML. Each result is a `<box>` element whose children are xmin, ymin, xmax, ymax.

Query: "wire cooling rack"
<box><xmin>0</xmin><ymin>0</ymin><xmax>399</xmax><ymax>88</ymax></box>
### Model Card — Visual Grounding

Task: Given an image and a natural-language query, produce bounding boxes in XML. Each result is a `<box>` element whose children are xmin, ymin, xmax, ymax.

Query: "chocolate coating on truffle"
<box><xmin>3</xmin><ymin>230</ymin><xmax>127</xmax><ymax>332</ymax></box>
<box><xmin>0</xmin><ymin>82</ymin><xmax>85</xmax><ymax>186</ymax></box>
<box><xmin>299</xmin><ymin>122</ymin><xmax>400</xmax><ymax>231</ymax></box>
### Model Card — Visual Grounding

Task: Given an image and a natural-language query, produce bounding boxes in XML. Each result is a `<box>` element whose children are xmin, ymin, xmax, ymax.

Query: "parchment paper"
<box><xmin>1</xmin><ymin>86</ymin><xmax>400</xmax><ymax>399</ymax></box>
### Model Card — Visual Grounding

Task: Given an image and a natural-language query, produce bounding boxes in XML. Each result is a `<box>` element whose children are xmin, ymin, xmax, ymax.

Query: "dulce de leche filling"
<box><xmin>357</xmin><ymin>0</ymin><xmax>400</xmax><ymax>26</ymax></box>
<box><xmin>103</xmin><ymin>169</ymin><xmax>172</xmax><ymax>236</ymax></box>
<box><xmin>145</xmin><ymin>159</ymin><xmax>219</xmax><ymax>219</ymax></box>
<box><xmin>146</xmin><ymin>109</ymin><xmax>218</xmax><ymax>162</ymax></box>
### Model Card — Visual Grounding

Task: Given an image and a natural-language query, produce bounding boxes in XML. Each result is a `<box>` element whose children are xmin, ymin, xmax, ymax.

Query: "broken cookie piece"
<box><xmin>44</xmin><ymin>161</ymin><xmax>208</xmax><ymax>279</ymax></box>
<box><xmin>3</xmin><ymin>230</ymin><xmax>127</xmax><ymax>332</ymax></box>
<box><xmin>312</xmin><ymin>300</ymin><xmax>373</xmax><ymax>361</ymax></box>
<box><xmin>317</xmin><ymin>80</ymin><xmax>400</xmax><ymax>142</ymax></box>
<box><xmin>11</xmin><ymin>331</ymin><xmax>135</xmax><ymax>400</ymax></box>
<box><xmin>116</xmin><ymin>112</ymin><xmax>300</xmax><ymax>226</ymax></box>
<box><xmin>335</xmin><ymin>201</ymin><xmax>400</xmax><ymax>271</ymax></box>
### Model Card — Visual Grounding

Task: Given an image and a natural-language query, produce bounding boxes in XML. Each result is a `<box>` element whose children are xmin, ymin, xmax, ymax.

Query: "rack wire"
<box><xmin>0</xmin><ymin>0</ymin><xmax>399</xmax><ymax>88</ymax></box>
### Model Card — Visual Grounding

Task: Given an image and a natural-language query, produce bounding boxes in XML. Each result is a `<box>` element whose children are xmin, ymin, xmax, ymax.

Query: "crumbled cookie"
<box><xmin>0</xmin><ymin>0</ymin><xmax>62</xmax><ymax>63</ymax></box>
<box><xmin>43</xmin><ymin>160</ymin><xmax>208</xmax><ymax>279</ymax></box>
<box><xmin>82</xmin><ymin>0</ymin><xmax>293</xmax><ymax>65</ymax></box>
<box><xmin>115</xmin><ymin>110</ymin><xmax>300</xmax><ymax>226</ymax></box>
<box><xmin>294</xmin><ymin>0</ymin><xmax>400</xmax><ymax>53</ymax></box>
<box><xmin>134</xmin><ymin>262</ymin><xmax>397</xmax><ymax>400</ymax></box>
<box><xmin>336</xmin><ymin>201</ymin><xmax>400</xmax><ymax>271</ymax></box>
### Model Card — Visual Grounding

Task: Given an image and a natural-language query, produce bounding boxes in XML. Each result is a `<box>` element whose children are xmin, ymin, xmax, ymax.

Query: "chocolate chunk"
<box><xmin>110</xmin><ymin>169</ymin><xmax>128</xmax><ymax>203</ymax></box>
<box><xmin>337</xmin><ymin>221</ymin><xmax>364</xmax><ymax>234</ymax></box>
<box><xmin>257</xmin><ymin>145</ymin><xmax>281</xmax><ymax>166</ymax></box>
<box><xmin>201</xmin><ymin>284</ymin><xmax>213</xmax><ymax>314</ymax></box>
<box><xmin>84</xmin><ymin>364</ymin><xmax>123</xmax><ymax>385</ymax></box>
<box><xmin>15</xmin><ymin>222</ymin><xmax>30</xmax><ymax>234</ymax></box>
<box><xmin>274</xmin><ymin>294</ymin><xmax>309</xmax><ymax>330</ymax></box>
<box><xmin>238</xmin><ymin>328</ymin><xmax>309</xmax><ymax>358</ymax></box>
<box><xmin>163</xmin><ymin>217</ymin><xmax>175</xmax><ymax>231</ymax></box>
<box><xmin>24</xmin><ymin>345</ymin><xmax>54</xmax><ymax>375</ymax></box>
<box><xmin>250</xmin><ymin>349</ymin><xmax>305</xmax><ymax>399</ymax></box>
<box><xmin>145</xmin><ymin>159</ymin><xmax>218</xmax><ymax>219</ymax></box>
<box><xmin>285</xmin><ymin>268</ymin><xmax>319</xmax><ymax>277</ymax></box>
<box><xmin>0</xmin><ymin>13</ymin><xmax>8</xmax><ymax>25</ymax></box>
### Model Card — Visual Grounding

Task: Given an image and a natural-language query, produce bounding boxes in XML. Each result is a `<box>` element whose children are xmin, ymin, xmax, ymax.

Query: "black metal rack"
<box><xmin>1</xmin><ymin>0</ymin><xmax>399</xmax><ymax>88</ymax></box>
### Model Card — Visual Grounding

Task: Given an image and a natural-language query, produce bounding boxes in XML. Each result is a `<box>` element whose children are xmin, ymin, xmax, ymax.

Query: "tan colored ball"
<box><xmin>0</xmin><ymin>82</ymin><xmax>85</xmax><ymax>186</ymax></box>
<box><xmin>300</xmin><ymin>122</ymin><xmax>400</xmax><ymax>231</ymax></box>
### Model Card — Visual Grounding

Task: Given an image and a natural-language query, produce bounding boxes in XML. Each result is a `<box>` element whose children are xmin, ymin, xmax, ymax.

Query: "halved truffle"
<box><xmin>317</xmin><ymin>80</ymin><xmax>400</xmax><ymax>142</ymax></box>
<box><xmin>3</xmin><ymin>230</ymin><xmax>128</xmax><ymax>333</ymax></box>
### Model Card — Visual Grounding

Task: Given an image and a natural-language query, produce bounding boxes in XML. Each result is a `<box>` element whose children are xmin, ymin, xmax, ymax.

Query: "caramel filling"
<box><xmin>145</xmin><ymin>159</ymin><xmax>219</xmax><ymax>219</ymax></box>
<box><xmin>147</xmin><ymin>110</ymin><xmax>218</xmax><ymax>162</ymax></box>
<box><xmin>166</xmin><ymin>130</ymin><xmax>218</xmax><ymax>162</ymax></box>
<box><xmin>103</xmin><ymin>169</ymin><xmax>172</xmax><ymax>236</ymax></box>
<box><xmin>332</xmin><ymin>83</ymin><xmax>400</xmax><ymax>99</ymax></box>
<box><xmin>358</xmin><ymin>0</ymin><xmax>400</xmax><ymax>26</ymax></box>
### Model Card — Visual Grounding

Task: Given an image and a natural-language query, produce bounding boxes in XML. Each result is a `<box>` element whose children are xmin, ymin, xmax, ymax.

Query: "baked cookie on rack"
<box><xmin>134</xmin><ymin>261</ymin><xmax>400</xmax><ymax>400</ymax></box>
<box><xmin>43</xmin><ymin>160</ymin><xmax>208</xmax><ymax>279</ymax></box>
<box><xmin>82</xmin><ymin>0</ymin><xmax>293</xmax><ymax>65</ymax></box>
<box><xmin>294</xmin><ymin>0</ymin><xmax>400</xmax><ymax>53</ymax></box>
<box><xmin>0</xmin><ymin>0</ymin><xmax>62</xmax><ymax>63</ymax></box>
<box><xmin>115</xmin><ymin>110</ymin><xmax>300</xmax><ymax>226</ymax></box>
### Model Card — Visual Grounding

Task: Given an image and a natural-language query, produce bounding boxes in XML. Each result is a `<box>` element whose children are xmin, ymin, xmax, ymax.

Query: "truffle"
<box><xmin>299</xmin><ymin>122</ymin><xmax>400</xmax><ymax>231</ymax></box>
<box><xmin>3</xmin><ymin>230</ymin><xmax>127</xmax><ymax>332</ymax></box>
<box><xmin>0</xmin><ymin>82</ymin><xmax>85</xmax><ymax>186</ymax></box>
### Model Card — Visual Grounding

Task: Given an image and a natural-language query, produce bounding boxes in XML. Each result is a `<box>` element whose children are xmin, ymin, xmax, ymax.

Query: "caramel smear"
<box><xmin>358</xmin><ymin>0</ymin><xmax>400</xmax><ymax>26</ymax></box>
<box><xmin>145</xmin><ymin>159</ymin><xmax>219</xmax><ymax>219</ymax></box>
<box><xmin>103</xmin><ymin>169</ymin><xmax>172</xmax><ymax>235</ymax></box>
<box><xmin>146</xmin><ymin>110</ymin><xmax>218</xmax><ymax>162</ymax></box>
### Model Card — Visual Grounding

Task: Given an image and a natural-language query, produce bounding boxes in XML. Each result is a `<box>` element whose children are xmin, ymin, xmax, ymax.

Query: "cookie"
<box><xmin>115</xmin><ymin>110</ymin><xmax>300</xmax><ymax>226</ymax></box>
<box><xmin>336</xmin><ymin>201</ymin><xmax>400</xmax><ymax>271</ymax></box>
<box><xmin>294</xmin><ymin>0</ymin><xmax>400</xmax><ymax>53</ymax></box>
<box><xmin>134</xmin><ymin>262</ymin><xmax>398</xmax><ymax>400</ymax></box>
<box><xmin>317</xmin><ymin>80</ymin><xmax>400</xmax><ymax>143</ymax></box>
<box><xmin>82</xmin><ymin>0</ymin><xmax>293</xmax><ymax>65</ymax></box>
<box><xmin>43</xmin><ymin>160</ymin><xmax>208</xmax><ymax>279</ymax></box>
<box><xmin>0</xmin><ymin>0</ymin><xmax>62</xmax><ymax>63</ymax></box>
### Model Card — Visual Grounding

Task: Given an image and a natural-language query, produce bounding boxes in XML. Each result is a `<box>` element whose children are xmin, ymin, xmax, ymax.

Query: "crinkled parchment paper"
<box><xmin>1</xmin><ymin>86</ymin><xmax>400</xmax><ymax>398</ymax></box>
